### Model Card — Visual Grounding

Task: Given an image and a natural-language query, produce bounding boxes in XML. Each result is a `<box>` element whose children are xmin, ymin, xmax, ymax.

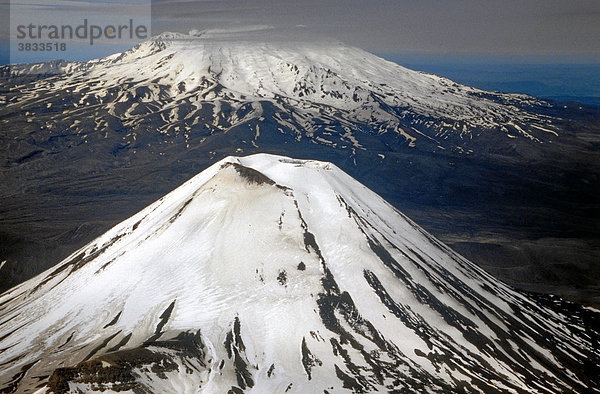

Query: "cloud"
<box><xmin>150</xmin><ymin>0</ymin><xmax>600</xmax><ymax>56</ymax></box>
<box><xmin>188</xmin><ymin>24</ymin><xmax>274</xmax><ymax>37</ymax></box>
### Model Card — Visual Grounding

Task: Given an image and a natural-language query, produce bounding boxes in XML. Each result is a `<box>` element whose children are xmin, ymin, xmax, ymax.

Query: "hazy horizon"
<box><xmin>2</xmin><ymin>0</ymin><xmax>600</xmax><ymax>63</ymax></box>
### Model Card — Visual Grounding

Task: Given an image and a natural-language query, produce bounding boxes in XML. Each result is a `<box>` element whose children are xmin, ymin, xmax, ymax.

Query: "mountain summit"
<box><xmin>0</xmin><ymin>154</ymin><xmax>597</xmax><ymax>393</ymax></box>
<box><xmin>6</xmin><ymin>31</ymin><xmax>561</xmax><ymax>155</ymax></box>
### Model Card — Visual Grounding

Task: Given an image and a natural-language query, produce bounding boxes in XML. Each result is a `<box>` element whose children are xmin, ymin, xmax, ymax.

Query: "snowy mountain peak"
<box><xmin>4</xmin><ymin>32</ymin><xmax>560</xmax><ymax>156</ymax></box>
<box><xmin>0</xmin><ymin>154</ymin><xmax>597</xmax><ymax>392</ymax></box>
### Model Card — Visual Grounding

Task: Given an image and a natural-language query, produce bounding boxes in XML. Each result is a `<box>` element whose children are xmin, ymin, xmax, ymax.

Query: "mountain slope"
<box><xmin>3</xmin><ymin>31</ymin><xmax>566</xmax><ymax>156</ymax></box>
<box><xmin>0</xmin><ymin>154</ymin><xmax>597</xmax><ymax>393</ymax></box>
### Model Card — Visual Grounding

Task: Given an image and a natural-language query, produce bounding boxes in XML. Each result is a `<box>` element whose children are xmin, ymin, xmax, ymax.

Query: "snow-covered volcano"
<box><xmin>4</xmin><ymin>30</ymin><xmax>560</xmax><ymax>155</ymax></box>
<box><xmin>0</xmin><ymin>154</ymin><xmax>597</xmax><ymax>393</ymax></box>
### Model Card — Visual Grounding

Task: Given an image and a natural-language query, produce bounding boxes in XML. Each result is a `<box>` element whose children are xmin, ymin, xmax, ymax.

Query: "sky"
<box><xmin>1</xmin><ymin>0</ymin><xmax>600</xmax><ymax>64</ymax></box>
<box><xmin>151</xmin><ymin>0</ymin><xmax>600</xmax><ymax>62</ymax></box>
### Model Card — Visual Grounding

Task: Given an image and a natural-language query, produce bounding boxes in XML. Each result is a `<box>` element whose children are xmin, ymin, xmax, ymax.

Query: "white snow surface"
<box><xmin>0</xmin><ymin>154</ymin><xmax>593</xmax><ymax>393</ymax></box>
<box><xmin>6</xmin><ymin>31</ymin><xmax>558</xmax><ymax>149</ymax></box>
